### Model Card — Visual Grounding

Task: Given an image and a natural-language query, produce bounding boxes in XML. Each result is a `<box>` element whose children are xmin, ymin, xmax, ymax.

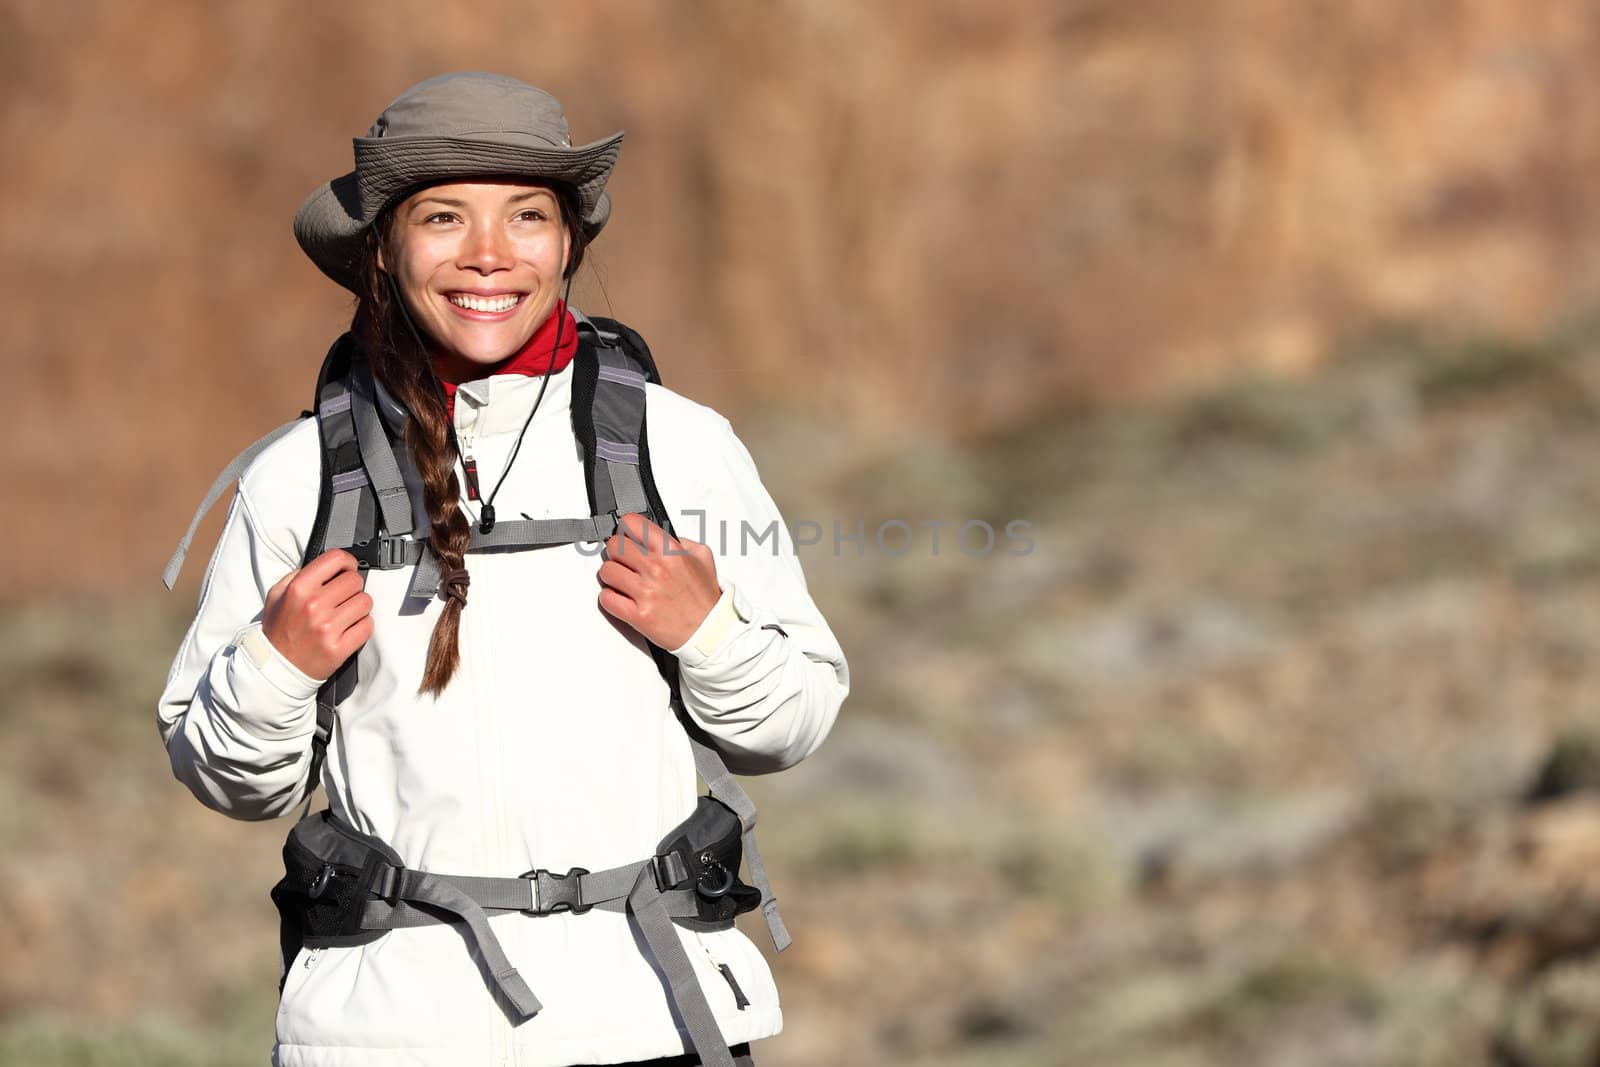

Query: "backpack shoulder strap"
<box><xmin>570</xmin><ymin>314</ymin><xmax>672</xmax><ymax>533</ymax></box>
<box><xmin>160</xmin><ymin>414</ymin><xmax>308</xmax><ymax>590</ymax></box>
<box><xmin>304</xmin><ymin>333</ymin><xmax>417</xmax><ymax>564</ymax></box>
<box><xmin>571</xmin><ymin>312</ymin><xmax>792</xmax><ymax>952</ymax></box>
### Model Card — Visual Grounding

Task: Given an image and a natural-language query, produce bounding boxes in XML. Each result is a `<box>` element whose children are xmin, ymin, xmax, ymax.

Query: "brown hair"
<box><xmin>351</xmin><ymin>180</ymin><xmax>588</xmax><ymax>695</ymax></box>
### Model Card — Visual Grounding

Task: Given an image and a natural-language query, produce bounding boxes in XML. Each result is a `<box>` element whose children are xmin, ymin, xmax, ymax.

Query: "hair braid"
<box><xmin>352</xmin><ymin>227</ymin><xmax>471</xmax><ymax>695</ymax></box>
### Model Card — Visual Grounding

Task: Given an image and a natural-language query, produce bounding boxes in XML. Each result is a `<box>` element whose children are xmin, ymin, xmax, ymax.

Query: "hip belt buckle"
<box><xmin>522</xmin><ymin>867</ymin><xmax>592</xmax><ymax>915</ymax></box>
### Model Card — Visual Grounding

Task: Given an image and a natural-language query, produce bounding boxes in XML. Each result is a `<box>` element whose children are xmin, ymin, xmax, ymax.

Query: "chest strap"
<box><xmin>343</xmin><ymin>513</ymin><xmax>622</xmax><ymax>599</ymax></box>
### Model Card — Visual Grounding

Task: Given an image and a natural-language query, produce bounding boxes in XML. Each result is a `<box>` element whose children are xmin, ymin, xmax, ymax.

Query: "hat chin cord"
<box><xmin>382</xmin><ymin>268</ymin><xmax>572</xmax><ymax>537</ymax></box>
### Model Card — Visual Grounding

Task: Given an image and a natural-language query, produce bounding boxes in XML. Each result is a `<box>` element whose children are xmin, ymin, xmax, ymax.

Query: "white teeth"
<box><xmin>449</xmin><ymin>293</ymin><xmax>520</xmax><ymax>313</ymax></box>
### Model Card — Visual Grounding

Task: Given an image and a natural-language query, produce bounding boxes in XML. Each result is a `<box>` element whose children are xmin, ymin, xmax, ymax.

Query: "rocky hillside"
<box><xmin>4</xmin><ymin>1</ymin><xmax>1600</xmax><ymax>596</ymax></box>
<box><xmin>11</xmin><ymin>328</ymin><xmax>1600</xmax><ymax>1064</ymax></box>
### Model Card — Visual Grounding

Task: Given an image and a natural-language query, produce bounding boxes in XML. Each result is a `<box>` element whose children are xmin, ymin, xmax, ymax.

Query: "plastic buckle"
<box><xmin>651</xmin><ymin>851</ymin><xmax>691</xmax><ymax>892</ymax></box>
<box><xmin>351</xmin><ymin>537</ymin><xmax>410</xmax><ymax>571</ymax></box>
<box><xmin>524</xmin><ymin>867</ymin><xmax>592</xmax><ymax>915</ymax></box>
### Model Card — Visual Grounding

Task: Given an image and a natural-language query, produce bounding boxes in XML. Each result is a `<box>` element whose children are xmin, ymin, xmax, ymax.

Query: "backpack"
<box><xmin>163</xmin><ymin>314</ymin><xmax>787</xmax><ymax>1067</ymax></box>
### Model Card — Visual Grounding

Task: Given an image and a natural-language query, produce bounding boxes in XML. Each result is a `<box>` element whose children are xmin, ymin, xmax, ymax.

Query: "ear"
<box><xmin>376</xmin><ymin>241</ymin><xmax>388</xmax><ymax>274</ymax></box>
<box><xmin>562</xmin><ymin>225</ymin><xmax>573</xmax><ymax>277</ymax></box>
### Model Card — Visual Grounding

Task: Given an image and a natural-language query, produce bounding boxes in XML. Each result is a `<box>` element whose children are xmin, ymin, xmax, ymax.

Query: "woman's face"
<box><xmin>381</xmin><ymin>180</ymin><xmax>572</xmax><ymax>379</ymax></box>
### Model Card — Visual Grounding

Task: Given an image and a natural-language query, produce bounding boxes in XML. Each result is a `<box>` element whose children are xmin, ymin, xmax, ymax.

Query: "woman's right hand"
<box><xmin>261</xmin><ymin>549</ymin><xmax>375</xmax><ymax>681</ymax></box>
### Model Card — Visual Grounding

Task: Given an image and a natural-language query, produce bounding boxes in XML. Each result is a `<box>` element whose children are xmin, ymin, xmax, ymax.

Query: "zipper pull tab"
<box><xmin>480</xmin><ymin>503</ymin><xmax>496</xmax><ymax>535</ymax></box>
<box><xmin>463</xmin><ymin>457</ymin><xmax>481</xmax><ymax>502</ymax></box>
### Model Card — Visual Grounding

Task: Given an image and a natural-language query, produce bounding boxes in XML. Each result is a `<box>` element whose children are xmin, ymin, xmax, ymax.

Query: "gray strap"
<box><xmin>626</xmin><ymin>866</ymin><xmax>736</xmax><ymax>1067</ymax></box>
<box><xmin>603</xmin><ymin>458</ymin><xmax>651</xmax><ymax>517</ymax></box>
<box><xmin>597</xmin><ymin>364</ymin><xmax>648</xmax><ymax>389</ymax></box>
<box><xmin>364</xmin><ymin>899</ymin><xmax>612</xmax><ymax>929</ymax></box>
<box><xmin>323</xmin><ymin>489</ymin><xmax>363</xmax><ymax>553</ymax></box>
<box><xmin>351</xmin><ymin>369</ymin><xmax>413</xmax><ymax>537</ymax></box>
<box><xmin>330</xmin><ymin>469</ymin><xmax>369</xmax><ymax>494</ymax></box>
<box><xmin>408</xmin><ymin>549</ymin><xmax>442</xmax><ymax>601</ymax></box>
<box><xmin>474</xmin><ymin>514</ymin><xmax>619</xmax><ymax>550</ymax></box>
<box><xmin>406</xmin><ymin>514</ymin><xmax>621</xmax><ymax>600</ymax></box>
<box><xmin>596</xmin><ymin>438</ymin><xmax>641</xmax><ymax>464</ymax></box>
<box><xmin>359</xmin><ymin>859</ymin><xmax>711</xmax><ymax>931</ymax></box>
<box><xmin>374</xmin><ymin>867</ymin><xmax>542</xmax><ymax>1021</ymax></box>
<box><xmin>161</xmin><ymin>417</ymin><xmax>304</xmax><ymax>589</ymax></box>
<box><xmin>739</xmin><ymin>830</ymin><xmax>791</xmax><ymax>951</ymax></box>
<box><xmin>686</xmin><ymin>733</ymin><xmax>790</xmax><ymax>951</ymax></box>
<box><xmin>687</xmin><ymin>735</ymin><xmax>755</xmax><ymax>833</ymax></box>
<box><xmin>370</xmin><ymin>859</ymin><xmax>656</xmax><ymax>915</ymax></box>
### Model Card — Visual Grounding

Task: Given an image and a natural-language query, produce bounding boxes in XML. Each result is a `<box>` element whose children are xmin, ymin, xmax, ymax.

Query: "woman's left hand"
<box><xmin>597</xmin><ymin>513</ymin><xmax>721</xmax><ymax>650</ymax></box>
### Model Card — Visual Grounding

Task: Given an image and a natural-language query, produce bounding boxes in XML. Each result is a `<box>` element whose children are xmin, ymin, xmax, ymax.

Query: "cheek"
<box><xmin>514</xmin><ymin>232</ymin><xmax>568</xmax><ymax>272</ymax></box>
<box><xmin>394</xmin><ymin>242</ymin><xmax>452</xmax><ymax>303</ymax></box>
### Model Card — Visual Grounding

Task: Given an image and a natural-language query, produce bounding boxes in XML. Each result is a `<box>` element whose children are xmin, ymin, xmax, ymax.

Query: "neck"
<box><xmin>427</xmin><ymin>300</ymin><xmax>580</xmax><ymax>419</ymax></box>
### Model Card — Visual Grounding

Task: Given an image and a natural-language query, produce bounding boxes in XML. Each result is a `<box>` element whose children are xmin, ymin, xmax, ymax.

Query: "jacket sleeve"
<box><xmin>156</xmin><ymin>479</ymin><xmax>323</xmax><ymax>820</ymax></box>
<box><xmin>667</xmin><ymin>417</ymin><xmax>849</xmax><ymax>774</ymax></box>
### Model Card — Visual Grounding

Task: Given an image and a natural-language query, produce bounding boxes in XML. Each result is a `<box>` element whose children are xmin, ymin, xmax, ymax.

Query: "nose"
<box><xmin>459</xmin><ymin>218</ymin><xmax>514</xmax><ymax>275</ymax></box>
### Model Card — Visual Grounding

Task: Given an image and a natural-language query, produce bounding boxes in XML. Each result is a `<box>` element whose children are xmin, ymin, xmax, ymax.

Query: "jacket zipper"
<box><xmin>459</xmin><ymin>427</ymin><xmax>482</xmax><ymax>502</ymax></box>
<box><xmin>700</xmin><ymin>939</ymin><xmax>750</xmax><ymax>1011</ymax></box>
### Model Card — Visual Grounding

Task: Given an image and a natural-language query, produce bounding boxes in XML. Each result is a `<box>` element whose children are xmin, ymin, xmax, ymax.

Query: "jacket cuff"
<box><xmin>227</xmin><ymin>623</ymin><xmax>322</xmax><ymax>739</ymax></box>
<box><xmin>671</xmin><ymin>586</ymin><xmax>750</xmax><ymax>667</ymax></box>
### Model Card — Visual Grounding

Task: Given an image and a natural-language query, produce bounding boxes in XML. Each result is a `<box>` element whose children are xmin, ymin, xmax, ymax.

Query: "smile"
<box><xmin>448</xmin><ymin>293</ymin><xmax>523</xmax><ymax>313</ymax></box>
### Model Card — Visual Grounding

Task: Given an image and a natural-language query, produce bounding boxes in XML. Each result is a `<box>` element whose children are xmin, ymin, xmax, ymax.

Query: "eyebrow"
<box><xmin>411</xmin><ymin>190</ymin><xmax>556</xmax><ymax>211</ymax></box>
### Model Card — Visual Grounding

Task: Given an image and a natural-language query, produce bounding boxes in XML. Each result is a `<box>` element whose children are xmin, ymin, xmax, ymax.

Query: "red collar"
<box><xmin>436</xmin><ymin>300</ymin><xmax>578</xmax><ymax>416</ymax></box>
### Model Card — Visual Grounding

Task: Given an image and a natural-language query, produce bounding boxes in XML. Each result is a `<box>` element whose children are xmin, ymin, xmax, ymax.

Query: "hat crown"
<box><xmin>365</xmin><ymin>71</ymin><xmax>574</xmax><ymax>149</ymax></box>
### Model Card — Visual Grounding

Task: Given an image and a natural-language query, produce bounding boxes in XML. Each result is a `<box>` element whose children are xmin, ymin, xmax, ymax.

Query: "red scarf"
<box><xmin>435</xmin><ymin>300</ymin><xmax>578</xmax><ymax>417</ymax></box>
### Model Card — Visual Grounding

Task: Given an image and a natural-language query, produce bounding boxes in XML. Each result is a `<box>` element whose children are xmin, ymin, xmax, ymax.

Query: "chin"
<box><xmin>446</xmin><ymin>328</ymin><xmax>529</xmax><ymax>366</ymax></box>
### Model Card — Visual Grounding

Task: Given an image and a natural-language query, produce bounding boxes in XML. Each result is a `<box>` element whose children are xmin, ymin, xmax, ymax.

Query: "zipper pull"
<box><xmin>463</xmin><ymin>456</ymin><xmax>481</xmax><ymax>502</ymax></box>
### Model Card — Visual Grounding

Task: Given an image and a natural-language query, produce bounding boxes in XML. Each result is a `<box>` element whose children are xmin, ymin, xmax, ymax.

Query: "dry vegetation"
<box><xmin>13</xmin><ymin>330</ymin><xmax>1600</xmax><ymax>1064</ymax></box>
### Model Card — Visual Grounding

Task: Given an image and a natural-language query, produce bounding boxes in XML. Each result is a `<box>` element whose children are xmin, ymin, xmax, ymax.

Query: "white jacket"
<box><xmin>157</xmin><ymin>357</ymin><xmax>849</xmax><ymax>1067</ymax></box>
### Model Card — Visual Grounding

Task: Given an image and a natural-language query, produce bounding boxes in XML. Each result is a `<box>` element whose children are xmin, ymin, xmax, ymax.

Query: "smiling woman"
<box><xmin>156</xmin><ymin>72</ymin><xmax>849</xmax><ymax>1067</ymax></box>
<box><xmin>381</xmin><ymin>182</ymin><xmax>575</xmax><ymax>380</ymax></box>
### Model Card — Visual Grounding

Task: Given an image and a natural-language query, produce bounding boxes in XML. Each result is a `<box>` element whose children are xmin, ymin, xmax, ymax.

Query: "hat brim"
<box><xmin>294</xmin><ymin>130</ymin><xmax>622</xmax><ymax>292</ymax></box>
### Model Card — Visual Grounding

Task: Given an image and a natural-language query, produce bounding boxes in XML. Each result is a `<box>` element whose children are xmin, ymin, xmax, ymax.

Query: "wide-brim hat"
<box><xmin>294</xmin><ymin>71</ymin><xmax>623</xmax><ymax>292</ymax></box>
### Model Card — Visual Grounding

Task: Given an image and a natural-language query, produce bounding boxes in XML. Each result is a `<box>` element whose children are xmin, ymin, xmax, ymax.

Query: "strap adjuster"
<box><xmin>349</xmin><ymin>536</ymin><xmax>414</xmax><ymax>571</ymax></box>
<box><xmin>650</xmin><ymin>851</ymin><xmax>691</xmax><ymax>892</ymax></box>
<box><xmin>522</xmin><ymin>867</ymin><xmax>592</xmax><ymax>915</ymax></box>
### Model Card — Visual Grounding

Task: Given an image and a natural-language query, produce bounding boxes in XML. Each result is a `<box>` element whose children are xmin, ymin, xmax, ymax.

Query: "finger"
<box><xmin>604</xmin><ymin>530</ymin><xmax>649</xmax><ymax>569</ymax></box>
<box><xmin>665</xmin><ymin>530</ymin><xmax>704</xmax><ymax>560</ymax></box>
<box><xmin>597</xmin><ymin>559</ymin><xmax>645</xmax><ymax>599</ymax></box>
<box><xmin>327</xmin><ymin>590</ymin><xmax>374</xmax><ymax>635</ymax></box>
<box><xmin>618</xmin><ymin>513</ymin><xmax>664</xmax><ymax>553</ymax></box>
<box><xmin>317</xmin><ymin>569</ymin><xmax>368</xmax><ymax>607</ymax></box>
<box><xmin>598</xmin><ymin>586</ymin><xmax>639</xmax><ymax>625</ymax></box>
<box><xmin>332</xmin><ymin>614</ymin><xmax>375</xmax><ymax>661</ymax></box>
<box><xmin>300</xmin><ymin>547</ymin><xmax>362</xmax><ymax>584</ymax></box>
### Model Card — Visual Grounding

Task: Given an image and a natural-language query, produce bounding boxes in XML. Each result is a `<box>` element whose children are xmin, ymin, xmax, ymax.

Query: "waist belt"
<box><xmin>272</xmin><ymin>796</ymin><xmax>774</xmax><ymax>1067</ymax></box>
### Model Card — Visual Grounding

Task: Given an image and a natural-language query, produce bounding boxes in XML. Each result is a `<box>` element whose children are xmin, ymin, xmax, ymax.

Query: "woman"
<box><xmin>158</xmin><ymin>71</ymin><xmax>848</xmax><ymax>1067</ymax></box>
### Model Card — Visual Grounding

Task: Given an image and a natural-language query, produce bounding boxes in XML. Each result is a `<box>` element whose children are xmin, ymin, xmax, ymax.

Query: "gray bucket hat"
<box><xmin>294</xmin><ymin>71</ymin><xmax>624</xmax><ymax>292</ymax></box>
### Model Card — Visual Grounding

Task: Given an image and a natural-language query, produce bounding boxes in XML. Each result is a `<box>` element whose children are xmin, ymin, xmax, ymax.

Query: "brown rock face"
<box><xmin>4</xmin><ymin>1</ymin><xmax>1599</xmax><ymax>596</ymax></box>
